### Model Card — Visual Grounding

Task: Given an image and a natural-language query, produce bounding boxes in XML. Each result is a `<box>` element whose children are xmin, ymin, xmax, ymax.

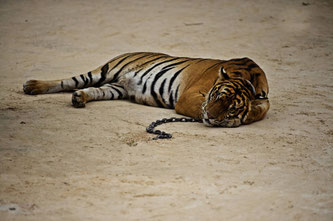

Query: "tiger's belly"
<box><xmin>119</xmin><ymin>70</ymin><xmax>181</xmax><ymax>109</ymax></box>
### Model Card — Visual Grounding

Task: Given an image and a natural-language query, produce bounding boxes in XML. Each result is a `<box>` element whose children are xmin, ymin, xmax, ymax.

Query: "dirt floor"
<box><xmin>0</xmin><ymin>0</ymin><xmax>332</xmax><ymax>220</ymax></box>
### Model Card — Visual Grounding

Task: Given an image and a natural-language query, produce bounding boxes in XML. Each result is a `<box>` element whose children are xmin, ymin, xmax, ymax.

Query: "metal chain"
<box><xmin>146</xmin><ymin>117</ymin><xmax>203</xmax><ymax>140</ymax></box>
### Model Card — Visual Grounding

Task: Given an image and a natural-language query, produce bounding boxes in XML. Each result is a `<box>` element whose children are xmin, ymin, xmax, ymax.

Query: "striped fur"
<box><xmin>202</xmin><ymin>78</ymin><xmax>256</xmax><ymax>127</ymax></box>
<box><xmin>23</xmin><ymin>52</ymin><xmax>270</xmax><ymax>127</ymax></box>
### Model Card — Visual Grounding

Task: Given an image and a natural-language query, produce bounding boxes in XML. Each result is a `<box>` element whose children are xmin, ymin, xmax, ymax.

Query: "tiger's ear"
<box><xmin>243</xmin><ymin>98</ymin><xmax>270</xmax><ymax>124</ymax></box>
<box><xmin>218</xmin><ymin>67</ymin><xmax>229</xmax><ymax>80</ymax></box>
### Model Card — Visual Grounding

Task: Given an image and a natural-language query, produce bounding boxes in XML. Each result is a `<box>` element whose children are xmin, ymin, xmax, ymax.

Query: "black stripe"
<box><xmin>61</xmin><ymin>80</ymin><xmax>64</xmax><ymax>89</ymax></box>
<box><xmin>88</xmin><ymin>72</ymin><xmax>93</xmax><ymax>84</ymax></box>
<box><xmin>142</xmin><ymin>81</ymin><xmax>148</xmax><ymax>94</ymax></box>
<box><xmin>72</xmin><ymin>77</ymin><xmax>79</xmax><ymax>88</ymax></box>
<box><xmin>108</xmin><ymin>52</ymin><xmax>136</xmax><ymax>64</ymax></box>
<box><xmin>175</xmin><ymin>85</ymin><xmax>180</xmax><ymax>103</ymax></box>
<box><xmin>168</xmin><ymin>65</ymin><xmax>189</xmax><ymax>93</ymax></box>
<box><xmin>161</xmin><ymin>59</ymin><xmax>189</xmax><ymax>71</ymax></box>
<box><xmin>235</xmin><ymin>82</ymin><xmax>250</xmax><ymax>98</ymax></box>
<box><xmin>250</xmin><ymin>73</ymin><xmax>255</xmax><ymax>83</ymax></box>
<box><xmin>80</xmin><ymin>74</ymin><xmax>89</xmax><ymax>87</ymax></box>
<box><xmin>232</xmin><ymin>79</ymin><xmax>254</xmax><ymax>98</ymax></box>
<box><xmin>141</xmin><ymin>58</ymin><xmax>180</xmax><ymax>93</ymax></box>
<box><xmin>110</xmin><ymin>92</ymin><xmax>114</xmax><ymax>100</ymax></box>
<box><xmin>224</xmin><ymin>88</ymin><xmax>232</xmax><ymax>94</ymax></box>
<box><xmin>134</xmin><ymin>54</ymin><xmax>169</xmax><ymax>79</ymax></box>
<box><xmin>247</xmin><ymin>63</ymin><xmax>258</xmax><ymax>70</ymax></box>
<box><xmin>111</xmin><ymin>86</ymin><xmax>123</xmax><ymax>99</ymax></box>
<box><xmin>139</xmin><ymin>57</ymin><xmax>180</xmax><ymax>84</ymax></box>
<box><xmin>112</xmin><ymin>84</ymin><xmax>125</xmax><ymax>90</ymax></box>
<box><xmin>109</xmin><ymin>54</ymin><xmax>135</xmax><ymax>73</ymax></box>
<box><xmin>235</xmin><ymin>96</ymin><xmax>242</xmax><ymax>104</ymax></box>
<box><xmin>139</xmin><ymin>55</ymin><xmax>169</xmax><ymax>67</ymax></box>
<box><xmin>150</xmin><ymin>67</ymin><xmax>175</xmax><ymax>107</ymax></box>
<box><xmin>95</xmin><ymin>63</ymin><xmax>109</xmax><ymax>86</ymax></box>
<box><xmin>207</xmin><ymin>89</ymin><xmax>214</xmax><ymax>101</ymax></box>
<box><xmin>133</xmin><ymin>68</ymin><xmax>143</xmax><ymax>77</ymax></box>
<box><xmin>169</xmin><ymin>90</ymin><xmax>174</xmax><ymax>109</ymax></box>
<box><xmin>110</xmin><ymin>54</ymin><xmax>151</xmax><ymax>83</ymax></box>
<box><xmin>230</xmin><ymin>80</ymin><xmax>242</xmax><ymax>89</ymax></box>
<box><xmin>95</xmin><ymin>54</ymin><xmax>134</xmax><ymax>86</ymax></box>
<box><xmin>159</xmin><ymin>79</ymin><xmax>167</xmax><ymax>106</ymax></box>
<box><xmin>239</xmin><ymin>80</ymin><xmax>254</xmax><ymax>97</ymax></box>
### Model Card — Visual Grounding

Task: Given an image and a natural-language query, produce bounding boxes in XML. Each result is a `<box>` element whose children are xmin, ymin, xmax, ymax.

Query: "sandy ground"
<box><xmin>0</xmin><ymin>0</ymin><xmax>332</xmax><ymax>220</ymax></box>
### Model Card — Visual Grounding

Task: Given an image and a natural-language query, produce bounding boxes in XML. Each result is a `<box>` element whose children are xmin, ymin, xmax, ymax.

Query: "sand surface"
<box><xmin>0</xmin><ymin>0</ymin><xmax>332</xmax><ymax>220</ymax></box>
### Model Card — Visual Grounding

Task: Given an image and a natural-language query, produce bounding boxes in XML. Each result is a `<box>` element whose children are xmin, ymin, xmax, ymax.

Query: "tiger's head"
<box><xmin>201</xmin><ymin>77</ymin><xmax>259</xmax><ymax>127</ymax></box>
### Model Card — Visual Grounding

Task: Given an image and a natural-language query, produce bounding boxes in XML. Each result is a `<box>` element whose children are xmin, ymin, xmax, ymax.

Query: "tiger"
<box><xmin>23</xmin><ymin>52</ymin><xmax>270</xmax><ymax>127</ymax></box>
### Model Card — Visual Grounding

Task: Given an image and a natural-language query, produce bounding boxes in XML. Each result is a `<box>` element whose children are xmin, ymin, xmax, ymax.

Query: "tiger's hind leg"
<box><xmin>23</xmin><ymin>63</ymin><xmax>108</xmax><ymax>95</ymax></box>
<box><xmin>71</xmin><ymin>83</ymin><xmax>128</xmax><ymax>108</ymax></box>
<box><xmin>23</xmin><ymin>52</ymin><xmax>140</xmax><ymax>95</ymax></box>
<box><xmin>23</xmin><ymin>69</ymin><xmax>100</xmax><ymax>95</ymax></box>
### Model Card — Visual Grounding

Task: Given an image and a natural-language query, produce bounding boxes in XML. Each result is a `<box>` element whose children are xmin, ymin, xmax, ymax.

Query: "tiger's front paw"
<box><xmin>220</xmin><ymin>118</ymin><xmax>242</xmax><ymax>127</ymax></box>
<box><xmin>72</xmin><ymin>91</ymin><xmax>88</xmax><ymax>108</ymax></box>
<box><xmin>202</xmin><ymin>116</ymin><xmax>241</xmax><ymax>127</ymax></box>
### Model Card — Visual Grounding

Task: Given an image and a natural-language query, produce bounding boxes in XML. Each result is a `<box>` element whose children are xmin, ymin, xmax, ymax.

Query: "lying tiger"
<box><xmin>23</xmin><ymin>52</ymin><xmax>269</xmax><ymax>127</ymax></box>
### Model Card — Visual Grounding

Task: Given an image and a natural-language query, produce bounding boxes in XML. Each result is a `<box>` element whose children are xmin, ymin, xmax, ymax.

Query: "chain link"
<box><xmin>146</xmin><ymin>117</ymin><xmax>203</xmax><ymax>140</ymax></box>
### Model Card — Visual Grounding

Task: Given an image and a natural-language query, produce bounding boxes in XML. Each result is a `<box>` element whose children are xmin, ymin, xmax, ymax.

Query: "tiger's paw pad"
<box><xmin>72</xmin><ymin>91</ymin><xmax>87</xmax><ymax>108</ymax></box>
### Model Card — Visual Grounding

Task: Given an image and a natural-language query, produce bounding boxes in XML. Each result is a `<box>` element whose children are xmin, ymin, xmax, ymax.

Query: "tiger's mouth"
<box><xmin>201</xmin><ymin>102</ymin><xmax>243</xmax><ymax>127</ymax></box>
<box><xmin>200</xmin><ymin>89</ymin><xmax>236</xmax><ymax>127</ymax></box>
<box><xmin>202</xmin><ymin>109</ymin><xmax>219</xmax><ymax>127</ymax></box>
<box><xmin>201</xmin><ymin>101</ymin><xmax>223</xmax><ymax>126</ymax></box>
